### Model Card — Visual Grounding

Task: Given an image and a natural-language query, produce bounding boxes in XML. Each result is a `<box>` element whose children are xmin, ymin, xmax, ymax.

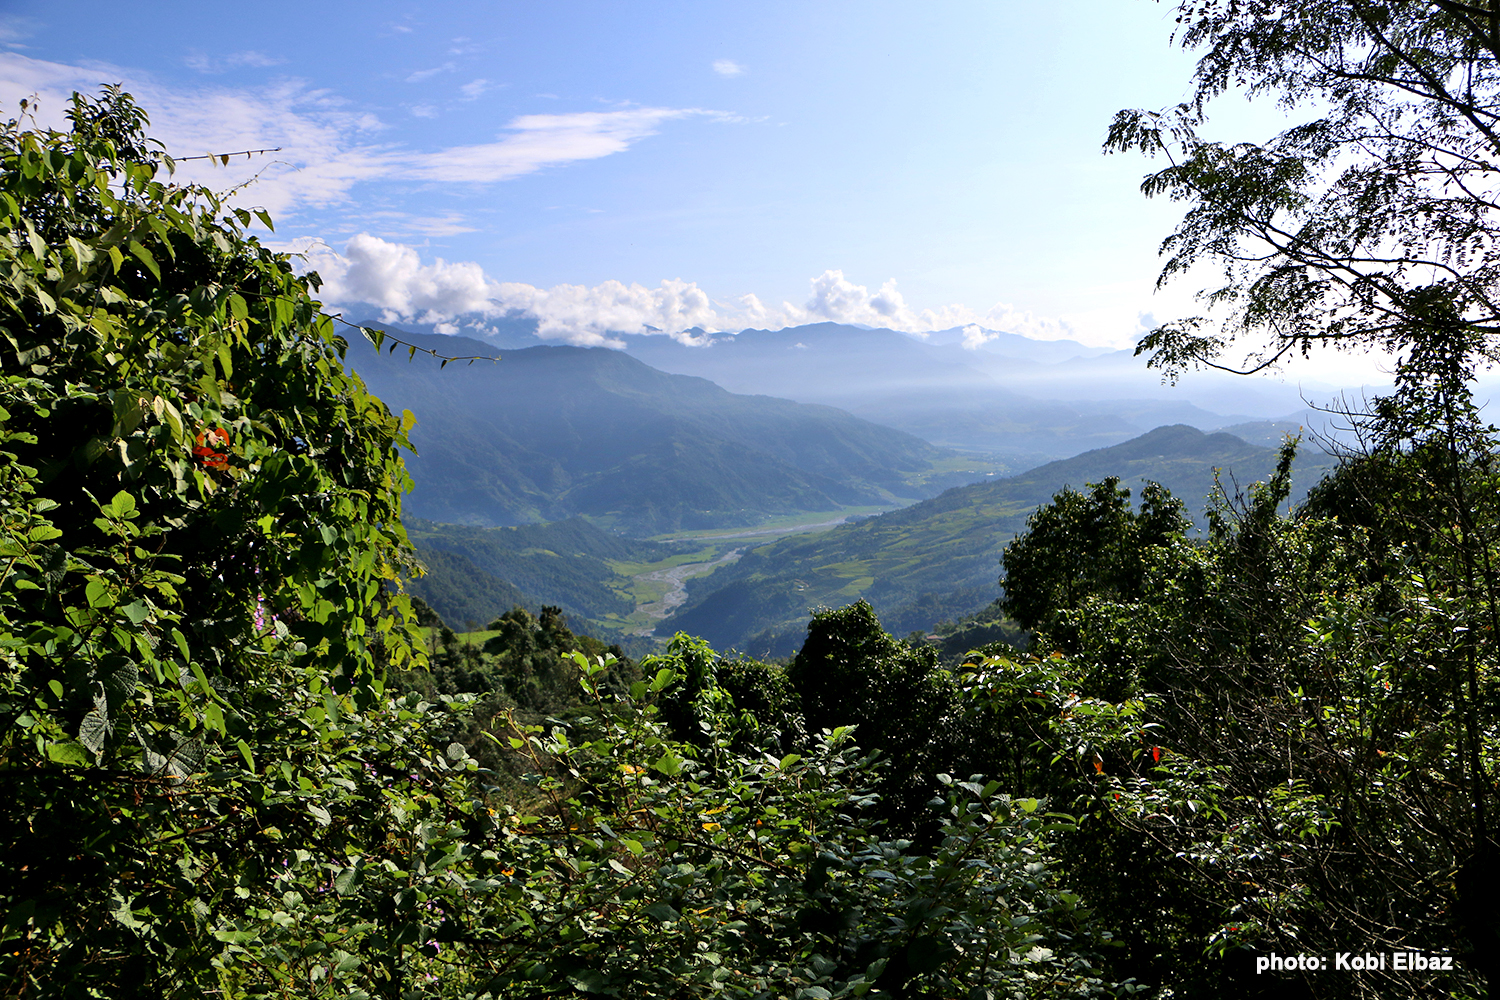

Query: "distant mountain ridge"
<box><xmin>343</xmin><ymin>327</ymin><xmax>998</xmax><ymax>535</ymax></box>
<box><xmin>614</xmin><ymin>322</ymin><xmax>1341</xmax><ymax>459</ymax></box>
<box><xmin>350</xmin><ymin>316</ymin><xmax>1371</xmax><ymax>464</ymax></box>
<box><xmin>657</xmin><ymin>424</ymin><xmax>1339</xmax><ymax>655</ymax></box>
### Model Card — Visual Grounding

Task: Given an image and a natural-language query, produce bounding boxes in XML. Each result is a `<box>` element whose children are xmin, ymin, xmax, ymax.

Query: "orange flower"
<box><xmin>193</xmin><ymin>427</ymin><xmax>230</xmax><ymax>470</ymax></box>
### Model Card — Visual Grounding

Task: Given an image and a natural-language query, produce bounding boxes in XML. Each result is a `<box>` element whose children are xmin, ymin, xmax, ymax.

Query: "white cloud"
<box><xmin>405</xmin><ymin>107</ymin><xmax>704</xmax><ymax>183</ymax></box>
<box><xmin>978</xmin><ymin>302</ymin><xmax>1082</xmax><ymax>343</ymax></box>
<box><xmin>961</xmin><ymin>324</ymin><xmax>994</xmax><ymax>349</ymax></box>
<box><xmin>308</xmin><ymin>234</ymin><xmax>498</xmax><ymax>323</ymax></box>
<box><xmin>459</xmin><ymin>78</ymin><xmax>489</xmax><ymax>100</ymax></box>
<box><xmin>302</xmin><ymin>235</ymin><xmax>1098</xmax><ymax>349</ymax></box>
<box><xmin>306</xmin><ymin>234</ymin><xmax>722</xmax><ymax>345</ymax></box>
<box><xmin>405</xmin><ymin>62</ymin><xmax>455</xmax><ymax>83</ymax></box>
<box><xmin>712</xmin><ymin>59</ymin><xmax>745</xmax><ymax>77</ymax></box>
<box><xmin>186</xmin><ymin>50</ymin><xmax>285</xmax><ymax>73</ymax></box>
<box><xmin>0</xmin><ymin>52</ymin><xmax>714</xmax><ymax>223</ymax></box>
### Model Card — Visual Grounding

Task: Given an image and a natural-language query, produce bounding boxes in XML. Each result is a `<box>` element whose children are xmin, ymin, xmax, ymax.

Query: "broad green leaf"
<box><xmin>334</xmin><ymin>864</ymin><xmax>361</xmax><ymax>895</ymax></box>
<box><xmin>79</xmin><ymin>710</ymin><xmax>110</xmax><ymax>757</ymax></box>
<box><xmin>45</xmin><ymin>741</ymin><xmax>90</xmax><ymax>766</ymax></box>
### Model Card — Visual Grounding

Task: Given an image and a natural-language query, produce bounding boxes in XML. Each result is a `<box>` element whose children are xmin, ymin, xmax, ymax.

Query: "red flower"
<box><xmin>1152</xmin><ymin>746</ymin><xmax>1163</xmax><ymax>763</ymax></box>
<box><xmin>193</xmin><ymin>427</ymin><xmax>230</xmax><ymax>470</ymax></box>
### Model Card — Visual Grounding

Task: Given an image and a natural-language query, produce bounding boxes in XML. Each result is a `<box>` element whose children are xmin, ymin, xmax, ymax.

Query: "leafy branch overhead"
<box><xmin>1109</xmin><ymin>0</ymin><xmax>1500</xmax><ymax>385</ymax></box>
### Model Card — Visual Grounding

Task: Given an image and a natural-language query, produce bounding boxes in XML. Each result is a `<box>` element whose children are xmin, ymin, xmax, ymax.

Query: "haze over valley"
<box><xmin>348</xmin><ymin>318</ymin><xmax>1352</xmax><ymax>650</ymax></box>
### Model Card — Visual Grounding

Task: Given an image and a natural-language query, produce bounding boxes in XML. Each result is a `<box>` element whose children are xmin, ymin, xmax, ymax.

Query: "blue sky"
<box><xmin>2</xmin><ymin>1</ymin><xmax>1350</xmax><ymax>366</ymax></box>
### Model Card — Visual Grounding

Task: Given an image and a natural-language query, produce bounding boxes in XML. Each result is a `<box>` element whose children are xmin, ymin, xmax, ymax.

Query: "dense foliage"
<box><xmin>0</xmin><ymin>87</ymin><xmax>435</xmax><ymax>995</ymax></box>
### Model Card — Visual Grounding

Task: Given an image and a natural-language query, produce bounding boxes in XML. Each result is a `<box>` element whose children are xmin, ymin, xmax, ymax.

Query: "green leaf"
<box><xmin>127</xmin><ymin>240</ymin><xmax>160</xmax><ymax>281</ymax></box>
<box><xmin>334</xmin><ymin>864</ymin><xmax>362</xmax><ymax>895</ymax></box>
<box><xmin>566</xmin><ymin>970</ymin><xmax>609</xmax><ymax>993</ymax></box>
<box><xmin>79</xmin><ymin>710</ymin><xmax>110</xmax><ymax>757</ymax></box>
<box><xmin>171</xmin><ymin>628</ymin><xmax>190</xmax><ymax>662</ymax></box>
<box><xmin>106</xmin><ymin>491</ymin><xmax>137</xmax><ymax>518</ymax></box>
<box><xmin>644</xmin><ymin>902</ymin><xmax>679</xmax><ymax>923</ymax></box>
<box><xmin>45</xmin><ymin>741</ymin><xmax>90</xmax><ymax>766</ymax></box>
<box><xmin>651</xmin><ymin>750</ymin><xmax>683</xmax><ymax>776</ymax></box>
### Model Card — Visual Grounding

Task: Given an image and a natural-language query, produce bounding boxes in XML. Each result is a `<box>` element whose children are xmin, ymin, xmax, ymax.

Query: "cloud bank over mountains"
<box><xmin>0</xmin><ymin>49</ymin><xmax>1105</xmax><ymax>349</ymax></box>
<box><xmin>304</xmin><ymin>234</ymin><xmax>1084</xmax><ymax>347</ymax></box>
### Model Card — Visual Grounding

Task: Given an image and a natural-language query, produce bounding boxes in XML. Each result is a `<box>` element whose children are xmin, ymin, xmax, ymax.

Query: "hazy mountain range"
<box><xmin>361</xmin><ymin>315</ymin><xmax>1369</xmax><ymax>463</ymax></box>
<box><xmin>339</xmin><ymin>319</ymin><xmax>1353</xmax><ymax>648</ymax></box>
<box><xmin>343</xmin><ymin>328</ymin><xmax>1005</xmax><ymax>535</ymax></box>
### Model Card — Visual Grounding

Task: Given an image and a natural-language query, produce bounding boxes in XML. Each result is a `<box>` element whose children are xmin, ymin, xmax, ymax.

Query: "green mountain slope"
<box><xmin>345</xmin><ymin>328</ymin><xmax>995</xmax><ymax>534</ymax></box>
<box><xmin>658</xmin><ymin>425</ymin><xmax>1338</xmax><ymax>654</ymax></box>
<box><xmin>403</xmin><ymin>517</ymin><xmax>673</xmax><ymax>638</ymax></box>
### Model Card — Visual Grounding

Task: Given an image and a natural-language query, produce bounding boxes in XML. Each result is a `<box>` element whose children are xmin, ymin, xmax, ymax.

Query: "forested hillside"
<box><xmin>344</xmin><ymin>329</ymin><xmax>1003</xmax><ymax>534</ymax></box>
<box><xmin>402</xmin><ymin>517</ymin><xmax>667</xmax><ymax>637</ymax></box>
<box><xmin>661</xmin><ymin>424</ymin><xmax>1337</xmax><ymax>653</ymax></box>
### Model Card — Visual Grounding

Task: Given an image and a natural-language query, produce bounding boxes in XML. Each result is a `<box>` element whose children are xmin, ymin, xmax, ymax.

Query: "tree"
<box><xmin>0</xmin><ymin>87</ymin><xmax>430</xmax><ymax>996</ymax></box>
<box><xmin>1105</xmin><ymin>5</ymin><xmax>1500</xmax><ymax>991</ymax></box>
<box><xmin>1000</xmin><ymin>478</ymin><xmax>1187</xmax><ymax>642</ymax></box>
<box><xmin>790</xmin><ymin>601</ymin><xmax>971</xmax><ymax>831</ymax></box>
<box><xmin>975</xmin><ymin>443</ymin><xmax>1500</xmax><ymax>996</ymax></box>
<box><xmin>1109</xmin><ymin>0</ymin><xmax>1500</xmax><ymax>412</ymax></box>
